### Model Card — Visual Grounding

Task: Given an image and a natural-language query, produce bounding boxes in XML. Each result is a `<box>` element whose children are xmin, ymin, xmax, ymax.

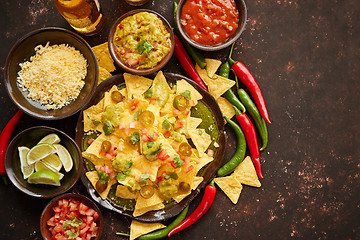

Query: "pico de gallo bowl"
<box><xmin>108</xmin><ymin>9</ymin><xmax>175</xmax><ymax>75</ymax></box>
<box><xmin>40</xmin><ymin>193</ymin><xmax>103</xmax><ymax>240</ymax></box>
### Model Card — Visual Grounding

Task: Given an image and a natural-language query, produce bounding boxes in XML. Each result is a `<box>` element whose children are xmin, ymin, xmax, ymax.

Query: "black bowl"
<box><xmin>40</xmin><ymin>193</ymin><xmax>103</xmax><ymax>240</ymax></box>
<box><xmin>5</xmin><ymin>126</ymin><xmax>82</xmax><ymax>198</ymax></box>
<box><xmin>176</xmin><ymin>0</ymin><xmax>247</xmax><ymax>51</ymax></box>
<box><xmin>75</xmin><ymin>72</ymin><xmax>226</xmax><ymax>222</ymax></box>
<box><xmin>4</xmin><ymin>27</ymin><xmax>99</xmax><ymax>120</ymax></box>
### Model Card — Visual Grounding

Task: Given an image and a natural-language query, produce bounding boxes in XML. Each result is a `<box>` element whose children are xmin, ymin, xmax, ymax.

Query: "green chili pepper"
<box><xmin>137</xmin><ymin>205</ymin><xmax>189</xmax><ymax>240</ymax></box>
<box><xmin>217</xmin><ymin>116</ymin><xmax>247</xmax><ymax>176</ymax></box>
<box><xmin>237</xmin><ymin>89</ymin><xmax>268</xmax><ymax>151</ymax></box>
<box><xmin>173</xmin><ymin>2</ymin><xmax>207</xmax><ymax>69</ymax></box>
<box><xmin>219</xmin><ymin>61</ymin><xmax>246</xmax><ymax>113</ymax></box>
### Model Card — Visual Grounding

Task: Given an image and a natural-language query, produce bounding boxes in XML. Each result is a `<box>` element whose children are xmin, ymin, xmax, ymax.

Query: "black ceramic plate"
<box><xmin>75</xmin><ymin>72</ymin><xmax>226</xmax><ymax>222</ymax></box>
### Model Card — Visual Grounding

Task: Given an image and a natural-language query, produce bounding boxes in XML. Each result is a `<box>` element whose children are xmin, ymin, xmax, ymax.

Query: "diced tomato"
<box><xmin>163</xmin><ymin>130</ymin><xmax>171</xmax><ymax>138</ymax></box>
<box><xmin>130</xmin><ymin>99</ymin><xmax>140</xmax><ymax>111</ymax></box>
<box><xmin>141</xmin><ymin>134</ymin><xmax>149</xmax><ymax>142</ymax></box>
<box><xmin>47</xmin><ymin>216</ymin><xmax>56</xmax><ymax>226</ymax></box>
<box><xmin>79</xmin><ymin>225</ymin><xmax>90</xmax><ymax>236</ymax></box>
<box><xmin>173</xmin><ymin>109</ymin><xmax>180</xmax><ymax>116</ymax></box>
<box><xmin>157</xmin><ymin>149</ymin><xmax>170</xmax><ymax>161</ymax></box>
<box><xmin>207</xmin><ymin>149</ymin><xmax>214</xmax><ymax>157</ymax></box>
<box><xmin>150</xmin><ymin>98</ymin><xmax>157</xmax><ymax>105</ymax></box>
<box><xmin>129</xmin><ymin>121</ymin><xmax>137</xmax><ymax>129</ymax></box>
<box><xmin>53</xmin><ymin>206</ymin><xmax>61</xmax><ymax>213</ymax></box>
<box><xmin>85</xmin><ymin>208</ymin><xmax>96</xmax><ymax>216</ymax></box>
<box><xmin>174</xmin><ymin>121</ymin><xmax>184</xmax><ymax>130</ymax></box>
<box><xmin>87</xmin><ymin>138</ymin><xmax>94</xmax><ymax>145</ymax></box>
<box><xmin>184</xmin><ymin>165</ymin><xmax>194</xmax><ymax>173</ymax></box>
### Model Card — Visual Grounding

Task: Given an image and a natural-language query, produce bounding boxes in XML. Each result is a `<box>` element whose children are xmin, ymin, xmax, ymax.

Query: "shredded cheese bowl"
<box><xmin>75</xmin><ymin>72</ymin><xmax>226</xmax><ymax>223</ymax></box>
<box><xmin>4</xmin><ymin>27</ymin><xmax>99</xmax><ymax>120</ymax></box>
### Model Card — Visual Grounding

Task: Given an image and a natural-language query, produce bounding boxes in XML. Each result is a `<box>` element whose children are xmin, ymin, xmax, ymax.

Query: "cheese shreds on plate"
<box><xmin>17</xmin><ymin>42</ymin><xmax>87</xmax><ymax>110</ymax></box>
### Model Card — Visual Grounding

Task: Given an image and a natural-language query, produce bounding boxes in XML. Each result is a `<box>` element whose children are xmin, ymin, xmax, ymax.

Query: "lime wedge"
<box><xmin>34</xmin><ymin>161</ymin><xmax>64</xmax><ymax>180</ymax></box>
<box><xmin>38</xmin><ymin>133</ymin><xmax>61</xmax><ymax>145</ymax></box>
<box><xmin>27</xmin><ymin>143</ymin><xmax>56</xmax><ymax>165</ymax></box>
<box><xmin>53</xmin><ymin>144</ymin><xmax>73</xmax><ymax>172</ymax></box>
<box><xmin>41</xmin><ymin>154</ymin><xmax>62</xmax><ymax>172</ymax></box>
<box><xmin>18</xmin><ymin>146</ymin><xmax>34</xmax><ymax>179</ymax></box>
<box><xmin>27</xmin><ymin>170</ymin><xmax>61</xmax><ymax>186</ymax></box>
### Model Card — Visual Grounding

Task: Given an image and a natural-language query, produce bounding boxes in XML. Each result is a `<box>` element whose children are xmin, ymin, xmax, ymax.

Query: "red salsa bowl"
<box><xmin>176</xmin><ymin>0</ymin><xmax>247</xmax><ymax>51</ymax></box>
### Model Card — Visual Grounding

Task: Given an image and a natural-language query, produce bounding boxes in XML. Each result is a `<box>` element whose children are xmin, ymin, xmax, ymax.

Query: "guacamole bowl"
<box><xmin>75</xmin><ymin>72</ymin><xmax>226</xmax><ymax>223</ymax></box>
<box><xmin>108</xmin><ymin>9</ymin><xmax>175</xmax><ymax>75</ymax></box>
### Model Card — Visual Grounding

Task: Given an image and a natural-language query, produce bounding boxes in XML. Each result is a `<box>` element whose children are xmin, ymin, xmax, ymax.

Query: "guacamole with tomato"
<box><xmin>113</xmin><ymin>12</ymin><xmax>172</xmax><ymax>69</ymax></box>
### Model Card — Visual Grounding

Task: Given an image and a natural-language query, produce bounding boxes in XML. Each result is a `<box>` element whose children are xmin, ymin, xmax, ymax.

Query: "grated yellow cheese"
<box><xmin>17</xmin><ymin>42</ymin><xmax>87</xmax><ymax>110</ymax></box>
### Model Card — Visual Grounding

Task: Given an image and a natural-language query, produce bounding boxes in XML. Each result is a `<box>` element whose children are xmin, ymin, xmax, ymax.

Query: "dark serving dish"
<box><xmin>176</xmin><ymin>0</ymin><xmax>247</xmax><ymax>51</ymax></box>
<box><xmin>4</xmin><ymin>27</ymin><xmax>99</xmax><ymax>120</ymax></box>
<box><xmin>40</xmin><ymin>193</ymin><xmax>103</xmax><ymax>240</ymax></box>
<box><xmin>5</xmin><ymin>126</ymin><xmax>82</xmax><ymax>198</ymax></box>
<box><xmin>75</xmin><ymin>72</ymin><xmax>226</xmax><ymax>223</ymax></box>
<box><xmin>108</xmin><ymin>9</ymin><xmax>175</xmax><ymax>75</ymax></box>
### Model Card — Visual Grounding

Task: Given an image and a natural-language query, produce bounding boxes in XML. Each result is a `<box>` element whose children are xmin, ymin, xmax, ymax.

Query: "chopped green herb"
<box><xmin>144</xmin><ymin>89</ymin><xmax>153</xmax><ymax>98</ymax></box>
<box><xmin>97</xmin><ymin>170</ymin><xmax>110</xmax><ymax>184</ymax></box>
<box><xmin>91</xmin><ymin>119</ymin><xmax>100</xmax><ymax>126</ymax></box>
<box><xmin>133</xmin><ymin>108</ymin><xmax>143</xmax><ymax>121</ymax></box>
<box><xmin>136</xmin><ymin>40</ymin><xmax>153</xmax><ymax>54</ymax></box>
<box><xmin>165</xmin><ymin>172</ymin><xmax>178</xmax><ymax>180</ymax></box>
<box><xmin>117</xmin><ymin>172</ymin><xmax>126</xmax><ymax>181</ymax></box>
<box><xmin>65</xmin><ymin>228</ymin><xmax>80</xmax><ymax>239</ymax></box>
<box><xmin>63</xmin><ymin>217</ymin><xmax>83</xmax><ymax>229</ymax></box>
<box><xmin>180</xmin><ymin>90</ymin><xmax>191</xmax><ymax>100</ymax></box>
<box><xmin>198</xmin><ymin>129</ymin><xmax>204</xmax><ymax>135</ymax></box>
<box><xmin>174</xmin><ymin>155</ymin><xmax>184</xmax><ymax>168</ymax></box>
<box><xmin>139</xmin><ymin>173</ymin><xmax>150</xmax><ymax>185</ymax></box>
<box><xmin>103</xmin><ymin>120</ymin><xmax>115</xmax><ymax>135</ymax></box>
<box><xmin>129</xmin><ymin>131</ymin><xmax>140</xmax><ymax>144</ymax></box>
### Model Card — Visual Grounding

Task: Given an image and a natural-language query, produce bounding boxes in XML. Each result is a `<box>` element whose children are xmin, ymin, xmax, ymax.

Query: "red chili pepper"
<box><xmin>173</xmin><ymin>35</ymin><xmax>208</xmax><ymax>91</ymax></box>
<box><xmin>168</xmin><ymin>180</ymin><xmax>216</xmax><ymax>237</ymax></box>
<box><xmin>227</xmin><ymin>44</ymin><xmax>271</xmax><ymax>124</ymax></box>
<box><xmin>0</xmin><ymin>110</ymin><xmax>23</xmax><ymax>175</ymax></box>
<box><xmin>233</xmin><ymin>106</ymin><xmax>263</xmax><ymax>179</ymax></box>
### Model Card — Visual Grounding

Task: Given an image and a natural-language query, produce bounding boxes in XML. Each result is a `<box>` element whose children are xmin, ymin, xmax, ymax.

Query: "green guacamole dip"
<box><xmin>113</xmin><ymin>12</ymin><xmax>172</xmax><ymax>69</ymax></box>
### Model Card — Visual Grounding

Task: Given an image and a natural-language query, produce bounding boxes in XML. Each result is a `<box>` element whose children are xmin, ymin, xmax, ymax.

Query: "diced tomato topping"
<box><xmin>184</xmin><ymin>165</ymin><xmax>194</xmax><ymax>173</ymax></box>
<box><xmin>207</xmin><ymin>149</ymin><xmax>214</xmax><ymax>157</ymax></box>
<box><xmin>174</xmin><ymin>121</ymin><xmax>184</xmax><ymax>130</ymax></box>
<box><xmin>150</xmin><ymin>98</ymin><xmax>157</xmax><ymax>105</ymax></box>
<box><xmin>130</xmin><ymin>99</ymin><xmax>140</xmax><ymax>111</ymax></box>
<box><xmin>173</xmin><ymin>109</ymin><xmax>180</xmax><ymax>116</ymax></box>
<box><xmin>157</xmin><ymin>149</ymin><xmax>170</xmax><ymax>161</ymax></box>
<box><xmin>87</xmin><ymin>138</ymin><xmax>94</xmax><ymax>145</ymax></box>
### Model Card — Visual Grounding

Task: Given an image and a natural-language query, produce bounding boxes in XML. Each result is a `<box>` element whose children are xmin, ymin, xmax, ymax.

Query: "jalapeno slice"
<box><xmin>101</xmin><ymin>140</ymin><xmax>112</xmax><ymax>153</ymax></box>
<box><xmin>111</xmin><ymin>91</ymin><xmax>125</xmax><ymax>103</ymax></box>
<box><xmin>173</xmin><ymin>95</ymin><xmax>189</xmax><ymax>111</ymax></box>
<box><xmin>139</xmin><ymin>110</ymin><xmax>155</xmax><ymax>127</ymax></box>
<box><xmin>178</xmin><ymin>181</ymin><xmax>190</xmax><ymax>193</ymax></box>
<box><xmin>179</xmin><ymin>142</ymin><xmax>192</xmax><ymax>157</ymax></box>
<box><xmin>140</xmin><ymin>185</ymin><xmax>154</xmax><ymax>199</ymax></box>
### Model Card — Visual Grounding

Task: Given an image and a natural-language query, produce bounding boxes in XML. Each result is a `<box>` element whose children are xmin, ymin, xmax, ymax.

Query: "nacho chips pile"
<box><xmin>82</xmin><ymin>71</ymin><xmax>218</xmax><ymax>217</ymax></box>
<box><xmin>91</xmin><ymin>42</ymin><xmax>116</xmax><ymax>84</ymax></box>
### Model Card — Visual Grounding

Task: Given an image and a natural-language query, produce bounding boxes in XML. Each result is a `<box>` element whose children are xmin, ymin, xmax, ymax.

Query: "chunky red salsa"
<box><xmin>181</xmin><ymin>0</ymin><xmax>239</xmax><ymax>45</ymax></box>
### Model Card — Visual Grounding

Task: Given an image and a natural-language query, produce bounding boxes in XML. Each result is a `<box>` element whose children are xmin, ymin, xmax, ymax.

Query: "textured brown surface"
<box><xmin>0</xmin><ymin>0</ymin><xmax>359</xmax><ymax>239</ymax></box>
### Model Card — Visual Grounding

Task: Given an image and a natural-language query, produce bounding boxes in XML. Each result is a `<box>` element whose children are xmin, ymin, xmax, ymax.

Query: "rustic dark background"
<box><xmin>0</xmin><ymin>0</ymin><xmax>359</xmax><ymax>239</ymax></box>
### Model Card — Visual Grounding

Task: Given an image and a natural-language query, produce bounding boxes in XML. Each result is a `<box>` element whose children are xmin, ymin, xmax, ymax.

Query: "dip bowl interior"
<box><xmin>108</xmin><ymin>9</ymin><xmax>175</xmax><ymax>75</ymax></box>
<box><xmin>4</xmin><ymin>27</ymin><xmax>98</xmax><ymax>120</ymax></box>
<box><xmin>5</xmin><ymin>126</ymin><xmax>82</xmax><ymax>198</ymax></box>
<box><xmin>176</xmin><ymin>0</ymin><xmax>247</xmax><ymax>51</ymax></box>
<box><xmin>40</xmin><ymin>193</ymin><xmax>103</xmax><ymax>240</ymax></box>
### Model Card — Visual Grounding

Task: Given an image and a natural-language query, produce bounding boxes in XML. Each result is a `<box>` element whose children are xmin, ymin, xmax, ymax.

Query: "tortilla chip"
<box><xmin>187</xmin><ymin>116</ymin><xmax>202</xmax><ymax>130</ymax></box>
<box><xmin>192</xmin><ymin>176</ymin><xmax>204</xmax><ymax>190</ymax></box>
<box><xmin>217</xmin><ymin>96</ymin><xmax>235</xmax><ymax>119</ymax></box>
<box><xmin>85</xmin><ymin>171</ymin><xmax>117</xmax><ymax>200</ymax></box>
<box><xmin>124</xmin><ymin>73</ymin><xmax>153</xmax><ymax>100</ymax></box>
<box><xmin>98</xmin><ymin>66</ymin><xmax>112</xmax><ymax>84</ymax></box>
<box><xmin>188</xmin><ymin>129</ymin><xmax>212</xmax><ymax>154</ymax></box>
<box><xmin>130</xmin><ymin>155</ymin><xmax>161</xmax><ymax>182</ymax></box>
<box><xmin>196</xmin><ymin>67</ymin><xmax>236</xmax><ymax>99</ymax></box>
<box><xmin>195</xmin><ymin>153</ymin><xmax>213</xmax><ymax>174</ymax></box>
<box><xmin>233</xmin><ymin>156</ymin><xmax>261</xmax><ymax>187</ymax></box>
<box><xmin>176</xmin><ymin>79</ymin><xmax>202</xmax><ymax>103</ymax></box>
<box><xmin>116</xmin><ymin>185</ymin><xmax>138</xmax><ymax>199</ymax></box>
<box><xmin>133</xmin><ymin>192</ymin><xmax>165</xmax><ymax>217</ymax></box>
<box><xmin>205</xmin><ymin>58</ymin><xmax>222</xmax><ymax>76</ymax></box>
<box><xmin>130</xmin><ymin>220</ymin><xmax>166</xmax><ymax>240</ymax></box>
<box><xmin>214</xmin><ymin>175</ymin><xmax>243</xmax><ymax>204</ymax></box>
<box><xmin>92</xmin><ymin>42</ymin><xmax>116</xmax><ymax>73</ymax></box>
<box><xmin>83</xmin><ymin>105</ymin><xmax>104</xmax><ymax>132</ymax></box>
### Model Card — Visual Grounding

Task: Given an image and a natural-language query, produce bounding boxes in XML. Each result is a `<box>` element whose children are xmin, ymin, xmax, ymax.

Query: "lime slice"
<box><xmin>18</xmin><ymin>146</ymin><xmax>34</xmax><ymax>179</ymax></box>
<box><xmin>35</xmin><ymin>161</ymin><xmax>64</xmax><ymax>180</ymax></box>
<box><xmin>27</xmin><ymin>143</ymin><xmax>56</xmax><ymax>165</ymax></box>
<box><xmin>41</xmin><ymin>154</ymin><xmax>62</xmax><ymax>172</ymax></box>
<box><xmin>53</xmin><ymin>144</ymin><xmax>73</xmax><ymax>172</ymax></box>
<box><xmin>38</xmin><ymin>133</ymin><xmax>61</xmax><ymax>145</ymax></box>
<box><xmin>27</xmin><ymin>170</ymin><xmax>61</xmax><ymax>186</ymax></box>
